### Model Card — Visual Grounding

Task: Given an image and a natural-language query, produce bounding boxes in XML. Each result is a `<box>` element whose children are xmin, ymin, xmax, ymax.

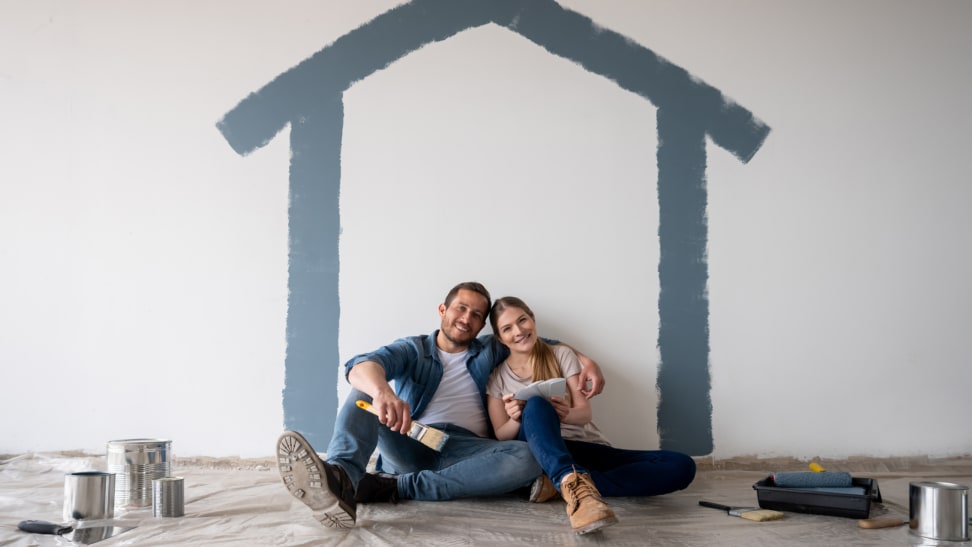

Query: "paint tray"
<box><xmin>752</xmin><ymin>476</ymin><xmax>881</xmax><ymax>519</ymax></box>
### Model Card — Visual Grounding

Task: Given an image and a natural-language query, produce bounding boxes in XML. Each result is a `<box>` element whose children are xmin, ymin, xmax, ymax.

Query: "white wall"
<box><xmin>2</xmin><ymin>0</ymin><xmax>970</xmax><ymax>459</ymax></box>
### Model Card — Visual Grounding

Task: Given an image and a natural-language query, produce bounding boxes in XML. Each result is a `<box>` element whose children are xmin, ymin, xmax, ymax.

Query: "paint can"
<box><xmin>107</xmin><ymin>439</ymin><xmax>171</xmax><ymax>509</ymax></box>
<box><xmin>63</xmin><ymin>471</ymin><xmax>115</xmax><ymax>521</ymax></box>
<box><xmin>909</xmin><ymin>481</ymin><xmax>969</xmax><ymax>542</ymax></box>
<box><xmin>152</xmin><ymin>476</ymin><xmax>185</xmax><ymax>517</ymax></box>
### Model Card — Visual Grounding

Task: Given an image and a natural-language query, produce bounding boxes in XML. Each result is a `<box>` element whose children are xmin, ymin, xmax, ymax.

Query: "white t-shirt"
<box><xmin>487</xmin><ymin>344</ymin><xmax>610</xmax><ymax>446</ymax></box>
<box><xmin>417</xmin><ymin>349</ymin><xmax>489</xmax><ymax>437</ymax></box>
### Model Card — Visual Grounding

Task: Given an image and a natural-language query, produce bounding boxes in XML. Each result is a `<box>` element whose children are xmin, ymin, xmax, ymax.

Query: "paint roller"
<box><xmin>772</xmin><ymin>471</ymin><xmax>853</xmax><ymax>488</ymax></box>
<box><xmin>771</xmin><ymin>471</ymin><xmax>864</xmax><ymax>495</ymax></box>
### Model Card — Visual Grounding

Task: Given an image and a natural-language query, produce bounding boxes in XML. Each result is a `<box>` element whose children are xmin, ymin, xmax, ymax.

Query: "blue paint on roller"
<box><xmin>772</xmin><ymin>471</ymin><xmax>854</xmax><ymax>488</ymax></box>
<box><xmin>789</xmin><ymin>487</ymin><xmax>867</xmax><ymax>495</ymax></box>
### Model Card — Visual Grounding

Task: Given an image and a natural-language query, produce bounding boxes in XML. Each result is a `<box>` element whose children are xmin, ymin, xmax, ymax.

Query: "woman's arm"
<box><xmin>488</xmin><ymin>394</ymin><xmax>524</xmax><ymax>441</ymax></box>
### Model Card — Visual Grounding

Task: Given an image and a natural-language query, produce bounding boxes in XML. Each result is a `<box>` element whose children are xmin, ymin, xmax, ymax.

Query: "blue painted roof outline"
<box><xmin>218</xmin><ymin>0</ymin><xmax>769</xmax><ymax>161</ymax></box>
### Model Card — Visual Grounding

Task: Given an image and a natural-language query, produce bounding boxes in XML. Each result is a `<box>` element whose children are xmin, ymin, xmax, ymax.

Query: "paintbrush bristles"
<box><xmin>409</xmin><ymin>421</ymin><xmax>449</xmax><ymax>451</ymax></box>
<box><xmin>356</xmin><ymin>400</ymin><xmax>450</xmax><ymax>451</ymax></box>
<box><xmin>738</xmin><ymin>509</ymin><xmax>784</xmax><ymax>522</ymax></box>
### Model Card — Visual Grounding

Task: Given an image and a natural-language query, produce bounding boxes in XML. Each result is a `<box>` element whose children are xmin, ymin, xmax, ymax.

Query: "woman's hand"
<box><xmin>549</xmin><ymin>396</ymin><xmax>570</xmax><ymax>421</ymax></box>
<box><xmin>502</xmin><ymin>393</ymin><xmax>525</xmax><ymax>421</ymax></box>
<box><xmin>489</xmin><ymin>393</ymin><xmax>523</xmax><ymax>441</ymax></box>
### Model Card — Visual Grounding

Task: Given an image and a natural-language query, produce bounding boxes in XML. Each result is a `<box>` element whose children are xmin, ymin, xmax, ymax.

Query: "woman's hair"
<box><xmin>490</xmin><ymin>296</ymin><xmax>561</xmax><ymax>382</ymax></box>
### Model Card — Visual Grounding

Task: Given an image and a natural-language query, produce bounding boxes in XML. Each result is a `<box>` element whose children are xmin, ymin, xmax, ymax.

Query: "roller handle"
<box><xmin>17</xmin><ymin>520</ymin><xmax>73</xmax><ymax>535</ymax></box>
<box><xmin>858</xmin><ymin>516</ymin><xmax>907</xmax><ymax>529</ymax></box>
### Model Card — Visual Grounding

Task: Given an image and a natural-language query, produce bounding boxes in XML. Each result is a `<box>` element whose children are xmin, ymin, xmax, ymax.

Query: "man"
<box><xmin>276</xmin><ymin>281</ymin><xmax>605</xmax><ymax>529</ymax></box>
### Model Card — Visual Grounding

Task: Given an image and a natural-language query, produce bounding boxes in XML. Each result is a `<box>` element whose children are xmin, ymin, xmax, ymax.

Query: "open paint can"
<box><xmin>909</xmin><ymin>481</ymin><xmax>969</xmax><ymax>542</ymax></box>
<box><xmin>63</xmin><ymin>471</ymin><xmax>115</xmax><ymax>521</ymax></box>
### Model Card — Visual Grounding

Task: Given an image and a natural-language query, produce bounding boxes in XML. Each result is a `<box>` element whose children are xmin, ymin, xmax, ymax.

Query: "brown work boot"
<box><xmin>529</xmin><ymin>474</ymin><xmax>561</xmax><ymax>503</ymax></box>
<box><xmin>560</xmin><ymin>470</ymin><xmax>618</xmax><ymax>535</ymax></box>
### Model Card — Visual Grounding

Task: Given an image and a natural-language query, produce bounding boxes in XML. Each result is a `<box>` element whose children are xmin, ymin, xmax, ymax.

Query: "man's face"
<box><xmin>438</xmin><ymin>289</ymin><xmax>489</xmax><ymax>349</ymax></box>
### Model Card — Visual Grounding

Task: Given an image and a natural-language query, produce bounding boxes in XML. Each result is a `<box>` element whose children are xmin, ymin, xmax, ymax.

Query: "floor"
<box><xmin>1</xmin><ymin>452</ymin><xmax>969</xmax><ymax>546</ymax></box>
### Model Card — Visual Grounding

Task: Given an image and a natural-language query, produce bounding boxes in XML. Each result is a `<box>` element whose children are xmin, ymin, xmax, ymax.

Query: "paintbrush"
<box><xmin>356</xmin><ymin>400</ymin><xmax>450</xmax><ymax>452</ymax></box>
<box><xmin>699</xmin><ymin>500</ymin><xmax>784</xmax><ymax>522</ymax></box>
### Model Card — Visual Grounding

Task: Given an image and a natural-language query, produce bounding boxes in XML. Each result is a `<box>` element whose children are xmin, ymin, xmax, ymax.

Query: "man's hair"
<box><xmin>443</xmin><ymin>281</ymin><xmax>492</xmax><ymax>317</ymax></box>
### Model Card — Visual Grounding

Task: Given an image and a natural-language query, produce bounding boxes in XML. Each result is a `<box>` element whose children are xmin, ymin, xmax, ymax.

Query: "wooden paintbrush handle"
<box><xmin>356</xmin><ymin>400</ymin><xmax>380</xmax><ymax>416</ymax></box>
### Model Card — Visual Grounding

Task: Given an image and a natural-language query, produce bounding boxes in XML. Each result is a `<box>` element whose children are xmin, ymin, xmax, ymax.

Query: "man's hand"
<box><xmin>349</xmin><ymin>360</ymin><xmax>413</xmax><ymax>434</ymax></box>
<box><xmin>576</xmin><ymin>353</ymin><xmax>605</xmax><ymax>399</ymax></box>
<box><xmin>371</xmin><ymin>391</ymin><xmax>413</xmax><ymax>435</ymax></box>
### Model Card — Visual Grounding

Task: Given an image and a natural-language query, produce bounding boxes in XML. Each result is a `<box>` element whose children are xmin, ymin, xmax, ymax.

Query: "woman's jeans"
<box><xmin>326</xmin><ymin>389</ymin><xmax>541</xmax><ymax>501</ymax></box>
<box><xmin>517</xmin><ymin>397</ymin><xmax>696</xmax><ymax>496</ymax></box>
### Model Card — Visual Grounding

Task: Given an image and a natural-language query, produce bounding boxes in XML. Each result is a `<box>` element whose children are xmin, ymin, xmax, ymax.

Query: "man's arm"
<box><xmin>348</xmin><ymin>360</ymin><xmax>413</xmax><ymax>435</ymax></box>
<box><xmin>485</xmin><ymin>334</ymin><xmax>606</xmax><ymax>398</ymax></box>
<box><xmin>556</xmin><ymin>344</ymin><xmax>605</xmax><ymax>399</ymax></box>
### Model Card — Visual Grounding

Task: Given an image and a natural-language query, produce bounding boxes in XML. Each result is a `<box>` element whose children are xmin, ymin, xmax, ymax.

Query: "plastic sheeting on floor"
<box><xmin>1</xmin><ymin>452</ymin><xmax>970</xmax><ymax>546</ymax></box>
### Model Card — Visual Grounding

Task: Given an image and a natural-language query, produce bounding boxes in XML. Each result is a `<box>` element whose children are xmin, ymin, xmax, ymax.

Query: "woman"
<box><xmin>486</xmin><ymin>296</ymin><xmax>696</xmax><ymax>535</ymax></box>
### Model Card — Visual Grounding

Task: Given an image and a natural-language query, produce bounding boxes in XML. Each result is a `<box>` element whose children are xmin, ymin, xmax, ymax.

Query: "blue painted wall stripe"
<box><xmin>656</xmin><ymin>106</ymin><xmax>713</xmax><ymax>454</ymax></box>
<box><xmin>283</xmin><ymin>100</ymin><xmax>344</xmax><ymax>448</ymax></box>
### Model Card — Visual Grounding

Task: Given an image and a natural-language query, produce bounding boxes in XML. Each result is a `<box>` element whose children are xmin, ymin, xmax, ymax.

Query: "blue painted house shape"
<box><xmin>218</xmin><ymin>0</ymin><xmax>770</xmax><ymax>455</ymax></box>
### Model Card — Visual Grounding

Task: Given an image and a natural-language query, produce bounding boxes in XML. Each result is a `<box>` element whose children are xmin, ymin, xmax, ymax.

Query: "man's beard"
<box><xmin>441</xmin><ymin>322</ymin><xmax>474</xmax><ymax>348</ymax></box>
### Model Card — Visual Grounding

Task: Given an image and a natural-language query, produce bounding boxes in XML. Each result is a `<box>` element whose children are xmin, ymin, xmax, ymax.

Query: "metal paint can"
<box><xmin>152</xmin><ymin>476</ymin><xmax>185</xmax><ymax>517</ymax></box>
<box><xmin>909</xmin><ymin>481</ymin><xmax>969</xmax><ymax>542</ymax></box>
<box><xmin>63</xmin><ymin>471</ymin><xmax>115</xmax><ymax>521</ymax></box>
<box><xmin>107</xmin><ymin>438</ymin><xmax>171</xmax><ymax>508</ymax></box>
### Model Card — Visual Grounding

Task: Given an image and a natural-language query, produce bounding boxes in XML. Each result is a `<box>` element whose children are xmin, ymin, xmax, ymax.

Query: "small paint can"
<box><xmin>909</xmin><ymin>481</ymin><xmax>969</xmax><ymax>542</ymax></box>
<box><xmin>152</xmin><ymin>476</ymin><xmax>185</xmax><ymax>517</ymax></box>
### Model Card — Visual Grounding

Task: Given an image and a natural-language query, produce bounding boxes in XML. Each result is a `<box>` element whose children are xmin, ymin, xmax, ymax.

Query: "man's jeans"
<box><xmin>326</xmin><ymin>389</ymin><xmax>541</xmax><ymax>501</ymax></box>
<box><xmin>518</xmin><ymin>397</ymin><xmax>696</xmax><ymax>496</ymax></box>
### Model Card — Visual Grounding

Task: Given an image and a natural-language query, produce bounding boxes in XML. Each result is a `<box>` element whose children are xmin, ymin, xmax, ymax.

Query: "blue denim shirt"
<box><xmin>344</xmin><ymin>331</ymin><xmax>508</xmax><ymax>420</ymax></box>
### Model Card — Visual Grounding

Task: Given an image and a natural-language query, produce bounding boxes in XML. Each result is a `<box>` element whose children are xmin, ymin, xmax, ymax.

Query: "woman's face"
<box><xmin>494</xmin><ymin>306</ymin><xmax>537</xmax><ymax>354</ymax></box>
